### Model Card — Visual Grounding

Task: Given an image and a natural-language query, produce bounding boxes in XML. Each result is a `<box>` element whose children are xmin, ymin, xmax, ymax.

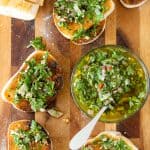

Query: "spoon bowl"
<box><xmin>69</xmin><ymin>106</ymin><xmax>107</xmax><ymax>150</ymax></box>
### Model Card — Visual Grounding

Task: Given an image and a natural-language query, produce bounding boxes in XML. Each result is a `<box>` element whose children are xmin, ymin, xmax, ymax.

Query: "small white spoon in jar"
<box><xmin>69</xmin><ymin>106</ymin><xmax>108</xmax><ymax>150</ymax></box>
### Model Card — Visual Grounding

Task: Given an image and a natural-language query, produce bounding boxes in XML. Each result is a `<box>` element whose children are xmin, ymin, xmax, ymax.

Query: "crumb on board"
<box><xmin>62</xmin><ymin>118</ymin><xmax>70</xmax><ymax>124</ymax></box>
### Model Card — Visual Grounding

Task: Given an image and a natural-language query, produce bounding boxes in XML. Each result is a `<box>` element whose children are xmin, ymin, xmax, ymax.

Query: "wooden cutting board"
<box><xmin>0</xmin><ymin>0</ymin><xmax>150</xmax><ymax>149</ymax></box>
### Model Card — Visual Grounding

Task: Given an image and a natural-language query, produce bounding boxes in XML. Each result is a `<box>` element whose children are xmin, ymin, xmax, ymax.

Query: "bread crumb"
<box><xmin>62</xmin><ymin>118</ymin><xmax>69</xmax><ymax>124</ymax></box>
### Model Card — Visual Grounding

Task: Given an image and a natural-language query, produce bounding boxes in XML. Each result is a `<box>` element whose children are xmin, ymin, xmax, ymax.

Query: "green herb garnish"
<box><xmin>73</xmin><ymin>28</ymin><xmax>87</xmax><ymax>41</ymax></box>
<box><xmin>27</xmin><ymin>37</ymin><xmax>46</xmax><ymax>50</ymax></box>
<box><xmin>54</xmin><ymin>0</ymin><xmax>106</xmax><ymax>24</ymax></box>
<box><xmin>11</xmin><ymin>120</ymin><xmax>49</xmax><ymax>150</ymax></box>
<box><xmin>72</xmin><ymin>25</ymin><xmax>98</xmax><ymax>41</ymax></box>
<box><xmin>54</xmin><ymin>0</ymin><xmax>106</xmax><ymax>40</ymax></box>
<box><xmin>99</xmin><ymin>135</ymin><xmax>131</xmax><ymax>150</ymax></box>
<box><xmin>14</xmin><ymin>52</ymin><xmax>56</xmax><ymax>111</ymax></box>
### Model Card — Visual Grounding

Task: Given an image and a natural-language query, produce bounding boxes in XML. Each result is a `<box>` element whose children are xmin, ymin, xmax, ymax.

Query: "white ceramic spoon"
<box><xmin>69</xmin><ymin>106</ymin><xmax>108</xmax><ymax>150</ymax></box>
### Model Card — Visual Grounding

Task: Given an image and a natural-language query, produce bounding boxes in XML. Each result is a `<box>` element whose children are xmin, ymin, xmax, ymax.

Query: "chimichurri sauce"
<box><xmin>72</xmin><ymin>46</ymin><xmax>147</xmax><ymax>122</ymax></box>
<box><xmin>14</xmin><ymin>52</ymin><xmax>56</xmax><ymax>112</ymax></box>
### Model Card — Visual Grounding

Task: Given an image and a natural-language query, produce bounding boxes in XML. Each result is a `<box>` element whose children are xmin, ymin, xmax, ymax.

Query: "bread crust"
<box><xmin>1</xmin><ymin>50</ymin><xmax>61</xmax><ymax>112</ymax></box>
<box><xmin>8</xmin><ymin>120</ymin><xmax>52</xmax><ymax>150</ymax></box>
<box><xmin>120</xmin><ymin>0</ymin><xmax>148</xmax><ymax>8</ymax></box>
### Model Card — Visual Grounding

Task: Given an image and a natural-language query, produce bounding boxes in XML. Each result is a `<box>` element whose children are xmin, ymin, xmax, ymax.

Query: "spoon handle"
<box><xmin>69</xmin><ymin>106</ymin><xmax>107</xmax><ymax>150</ymax></box>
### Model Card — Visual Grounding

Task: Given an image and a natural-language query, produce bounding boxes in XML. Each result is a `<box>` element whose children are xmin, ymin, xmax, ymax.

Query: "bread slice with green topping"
<box><xmin>120</xmin><ymin>0</ymin><xmax>148</xmax><ymax>8</ymax></box>
<box><xmin>81</xmin><ymin>131</ymin><xmax>138</xmax><ymax>150</ymax></box>
<box><xmin>8</xmin><ymin>120</ymin><xmax>52</xmax><ymax>150</ymax></box>
<box><xmin>1</xmin><ymin>50</ymin><xmax>62</xmax><ymax>112</ymax></box>
<box><xmin>53</xmin><ymin>0</ymin><xmax>115</xmax><ymax>45</ymax></box>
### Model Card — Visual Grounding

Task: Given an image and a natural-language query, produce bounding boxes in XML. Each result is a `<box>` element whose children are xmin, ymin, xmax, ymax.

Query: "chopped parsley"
<box><xmin>11</xmin><ymin>120</ymin><xmax>49</xmax><ymax>150</ymax></box>
<box><xmin>72</xmin><ymin>46</ymin><xmax>147</xmax><ymax>121</ymax></box>
<box><xmin>81</xmin><ymin>134</ymin><xmax>132</xmax><ymax>150</ymax></box>
<box><xmin>72</xmin><ymin>25</ymin><xmax>97</xmax><ymax>41</ymax></box>
<box><xmin>54</xmin><ymin>0</ymin><xmax>107</xmax><ymax>40</ymax></box>
<box><xmin>14</xmin><ymin>52</ymin><xmax>56</xmax><ymax>112</ymax></box>
<box><xmin>27</xmin><ymin>37</ymin><xmax>46</xmax><ymax>50</ymax></box>
<box><xmin>123</xmin><ymin>0</ymin><xmax>144</xmax><ymax>5</ymax></box>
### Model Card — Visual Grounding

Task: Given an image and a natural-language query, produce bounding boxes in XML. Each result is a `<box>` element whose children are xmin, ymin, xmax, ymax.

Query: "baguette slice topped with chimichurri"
<box><xmin>81</xmin><ymin>131</ymin><xmax>138</xmax><ymax>150</ymax></box>
<box><xmin>1</xmin><ymin>50</ymin><xmax>62</xmax><ymax>112</ymax></box>
<box><xmin>120</xmin><ymin>0</ymin><xmax>148</xmax><ymax>8</ymax></box>
<box><xmin>8</xmin><ymin>120</ymin><xmax>52</xmax><ymax>150</ymax></box>
<box><xmin>53</xmin><ymin>0</ymin><xmax>115</xmax><ymax>45</ymax></box>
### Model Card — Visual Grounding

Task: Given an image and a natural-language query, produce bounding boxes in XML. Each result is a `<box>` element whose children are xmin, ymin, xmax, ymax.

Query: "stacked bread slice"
<box><xmin>0</xmin><ymin>0</ymin><xmax>44</xmax><ymax>20</ymax></box>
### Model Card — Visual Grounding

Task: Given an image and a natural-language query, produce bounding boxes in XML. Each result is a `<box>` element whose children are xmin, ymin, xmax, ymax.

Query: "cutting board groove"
<box><xmin>0</xmin><ymin>0</ymin><xmax>150</xmax><ymax>149</ymax></box>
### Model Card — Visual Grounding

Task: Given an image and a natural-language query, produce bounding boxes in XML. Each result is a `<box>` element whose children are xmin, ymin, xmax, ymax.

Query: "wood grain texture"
<box><xmin>140</xmin><ymin>1</ymin><xmax>150</xmax><ymax>150</ymax></box>
<box><xmin>10</xmin><ymin>19</ymin><xmax>34</xmax><ymax>121</ymax></box>
<box><xmin>11</xmin><ymin>19</ymin><xmax>35</xmax><ymax>67</ymax></box>
<box><xmin>0</xmin><ymin>0</ymin><xmax>150</xmax><ymax>150</ymax></box>
<box><xmin>0</xmin><ymin>15</ymin><xmax>11</xmax><ymax>149</ymax></box>
<box><xmin>0</xmin><ymin>16</ymin><xmax>35</xmax><ymax>149</ymax></box>
<box><xmin>35</xmin><ymin>1</ymin><xmax>70</xmax><ymax>149</ymax></box>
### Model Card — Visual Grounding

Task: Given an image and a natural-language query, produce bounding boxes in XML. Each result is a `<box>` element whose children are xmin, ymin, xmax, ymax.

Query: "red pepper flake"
<box><xmin>98</xmin><ymin>83</ymin><xmax>104</xmax><ymax>89</ymax></box>
<box><xmin>106</xmin><ymin>65</ymin><xmax>112</xmax><ymax>71</ymax></box>
<box><xmin>102</xmin><ymin>66</ymin><xmax>107</xmax><ymax>70</ymax></box>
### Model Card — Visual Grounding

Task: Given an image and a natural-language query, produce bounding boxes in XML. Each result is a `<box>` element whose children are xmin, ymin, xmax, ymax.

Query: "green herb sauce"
<box><xmin>82</xmin><ymin>134</ymin><xmax>132</xmax><ymax>150</ymax></box>
<box><xmin>11</xmin><ymin>120</ymin><xmax>49</xmax><ymax>150</ymax></box>
<box><xmin>72</xmin><ymin>25</ymin><xmax>98</xmax><ymax>41</ymax></box>
<box><xmin>72</xmin><ymin>46</ymin><xmax>147</xmax><ymax>122</ymax></box>
<box><xmin>14</xmin><ymin>52</ymin><xmax>56</xmax><ymax>112</ymax></box>
<box><xmin>27</xmin><ymin>37</ymin><xmax>46</xmax><ymax>50</ymax></box>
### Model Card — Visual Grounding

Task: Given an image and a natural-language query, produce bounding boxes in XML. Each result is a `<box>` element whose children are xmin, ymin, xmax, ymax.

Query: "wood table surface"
<box><xmin>0</xmin><ymin>0</ymin><xmax>150</xmax><ymax>149</ymax></box>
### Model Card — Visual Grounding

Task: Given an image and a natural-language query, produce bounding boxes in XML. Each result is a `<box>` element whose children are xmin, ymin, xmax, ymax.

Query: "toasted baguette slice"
<box><xmin>120</xmin><ymin>0</ymin><xmax>148</xmax><ymax>8</ymax></box>
<box><xmin>53</xmin><ymin>0</ymin><xmax>115</xmax><ymax>41</ymax></box>
<box><xmin>82</xmin><ymin>131</ymin><xmax>138</xmax><ymax>150</ymax></box>
<box><xmin>1</xmin><ymin>50</ymin><xmax>61</xmax><ymax>112</ymax></box>
<box><xmin>0</xmin><ymin>0</ymin><xmax>39</xmax><ymax>20</ymax></box>
<box><xmin>8</xmin><ymin>120</ymin><xmax>52</xmax><ymax>150</ymax></box>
